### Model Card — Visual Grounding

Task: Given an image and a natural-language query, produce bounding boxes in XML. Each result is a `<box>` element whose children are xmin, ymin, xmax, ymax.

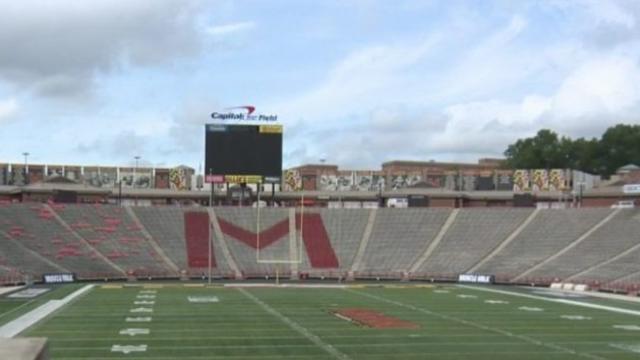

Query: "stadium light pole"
<box><xmin>22</xmin><ymin>152</ymin><xmax>29</xmax><ymax>185</ymax></box>
<box><xmin>208</xmin><ymin>168</ymin><xmax>213</xmax><ymax>285</ymax></box>
<box><xmin>133</xmin><ymin>156</ymin><xmax>140</xmax><ymax>185</ymax></box>
<box><xmin>133</xmin><ymin>156</ymin><xmax>140</xmax><ymax>206</ymax></box>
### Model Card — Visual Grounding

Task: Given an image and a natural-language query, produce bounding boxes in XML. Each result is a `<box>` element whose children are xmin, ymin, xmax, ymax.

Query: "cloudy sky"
<box><xmin>1</xmin><ymin>0</ymin><xmax>639</xmax><ymax>171</ymax></box>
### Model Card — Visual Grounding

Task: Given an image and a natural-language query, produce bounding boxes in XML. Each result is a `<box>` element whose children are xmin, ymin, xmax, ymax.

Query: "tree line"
<box><xmin>504</xmin><ymin>124</ymin><xmax>640</xmax><ymax>177</ymax></box>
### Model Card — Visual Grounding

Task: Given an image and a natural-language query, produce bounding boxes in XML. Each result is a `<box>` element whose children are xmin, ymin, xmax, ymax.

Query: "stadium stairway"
<box><xmin>408</xmin><ymin>208</ymin><xmax>459</xmax><ymax>275</ymax></box>
<box><xmin>208</xmin><ymin>207</ymin><xmax>241</xmax><ymax>279</ymax></box>
<box><xmin>415</xmin><ymin>208</ymin><xmax>533</xmax><ymax>279</ymax></box>
<box><xmin>467</xmin><ymin>209</ymin><xmax>540</xmax><ymax>275</ymax></box>
<box><xmin>0</xmin><ymin>228</ymin><xmax>64</xmax><ymax>276</ymax></box>
<box><xmin>53</xmin><ymin>204</ymin><xmax>174</xmax><ymax>277</ymax></box>
<box><xmin>125</xmin><ymin>206</ymin><xmax>180</xmax><ymax>274</ymax></box>
<box><xmin>44</xmin><ymin>203</ymin><xmax>125</xmax><ymax>278</ymax></box>
<box><xmin>349</xmin><ymin>208</ymin><xmax>377</xmax><ymax>276</ymax></box>
<box><xmin>132</xmin><ymin>206</ymin><xmax>189</xmax><ymax>271</ymax></box>
<box><xmin>514</xmin><ymin>209</ymin><xmax>621</xmax><ymax>281</ymax></box>
<box><xmin>357</xmin><ymin>208</ymin><xmax>451</xmax><ymax>277</ymax></box>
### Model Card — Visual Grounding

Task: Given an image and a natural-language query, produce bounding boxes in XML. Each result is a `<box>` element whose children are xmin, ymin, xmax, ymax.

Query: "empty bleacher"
<box><xmin>0</xmin><ymin>203</ymin><xmax>116</xmax><ymax>278</ymax></box>
<box><xmin>528</xmin><ymin>209</ymin><xmax>640</xmax><ymax>282</ymax></box>
<box><xmin>215</xmin><ymin>207</ymin><xmax>290</xmax><ymax>277</ymax></box>
<box><xmin>472</xmin><ymin>208</ymin><xmax>613</xmax><ymax>281</ymax></box>
<box><xmin>54</xmin><ymin>204</ymin><xmax>174</xmax><ymax>276</ymax></box>
<box><xmin>0</xmin><ymin>230</ymin><xmax>60</xmax><ymax>276</ymax></box>
<box><xmin>309</xmin><ymin>209</ymin><xmax>370</xmax><ymax>274</ymax></box>
<box><xmin>358</xmin><ymin>208</ymin><xmax>451</xmax><ymax>276</ymax></box>
<box><xmin>0</xmin><ymin>203</ymin><xmax>638</xmax><ymax>290</ymax></box>
<box><xmin>417</xmin><ymin>208</ymin><xmax>533</xmax><ymax>277</ymax></box>
<box><xmin>132</xmin><ymin>206</ymin><xmax>189</xmax><ymax>271</ymax></box>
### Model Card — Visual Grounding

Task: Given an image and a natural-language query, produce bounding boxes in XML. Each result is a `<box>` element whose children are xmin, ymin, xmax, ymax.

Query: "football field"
<box><xmin>4</xmin><ymin>283</ymin><xmax>640</xmax><ymax>359</ymax></box>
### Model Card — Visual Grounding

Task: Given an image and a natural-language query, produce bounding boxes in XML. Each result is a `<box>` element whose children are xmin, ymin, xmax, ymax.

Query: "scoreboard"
<box><xmin>204</xmin><ymin>124</ymin><xmax>282</xmax><ymax>183</ymax></box>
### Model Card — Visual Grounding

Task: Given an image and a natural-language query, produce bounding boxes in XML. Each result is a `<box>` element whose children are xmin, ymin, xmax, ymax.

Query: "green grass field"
<box><xmin>3</xmin><ymin>283</ymin><xmax>640</xmax><ymax>359</ymax></box>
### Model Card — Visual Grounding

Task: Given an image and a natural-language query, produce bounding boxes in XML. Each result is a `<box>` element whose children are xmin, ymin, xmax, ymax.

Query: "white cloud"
<box><xmin>0</xmin><ymin>97</ymin><xmax>18</xmax><ymax>121</ymax></box>
<box><xmin>271</xmin><ymin>33</ymin><xmax>443</xmax><ymax>126</ymax></box>
<box><xmin>205</xmin><ymin>21</ymin><xmax>256</xmax><ymax>36</ymax></box>
<box><xmin>0</xmin><ymin>0</ymin><xmax>206</xmax><ymax>98</ymax></box>
<box><xmin>551</xmin><ymin>55</ymin><xmax>640</xmax><ymax>119</ymax></box>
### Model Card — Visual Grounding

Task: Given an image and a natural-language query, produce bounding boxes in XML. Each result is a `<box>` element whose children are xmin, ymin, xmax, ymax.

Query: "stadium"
<box><xmin>1</xmin><ymin>120</ymin><xmax>640</xmax><ymax>359</ymax></box>
<box><xmin>3</xmin><ymin>1</ymin><xmax>640</xmax><ymax>359</ymax></box>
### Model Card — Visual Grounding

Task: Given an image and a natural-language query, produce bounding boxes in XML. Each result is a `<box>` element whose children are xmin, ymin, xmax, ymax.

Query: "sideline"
<box><xmin>0</xmin><ymin>284</ymin><xmax>94</xmax><ymax>338</ymax></box>
<box><xmin>459</xmin><ymin>285</ymin><xmax>640</xmax><ymax>317</ymax></box>
<box><xmin>237</xmin><ymin>288</ymin><xmax>351</xmax><ymax>360</ymax></box>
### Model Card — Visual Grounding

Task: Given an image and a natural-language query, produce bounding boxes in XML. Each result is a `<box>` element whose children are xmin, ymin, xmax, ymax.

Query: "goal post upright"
<box><xmin>255</xmin><ymin>191</ymin><xmax>303</xmax><ymax>285</ymax></box>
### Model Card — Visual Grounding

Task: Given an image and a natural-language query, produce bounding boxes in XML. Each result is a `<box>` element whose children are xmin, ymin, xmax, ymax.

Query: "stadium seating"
<box><xmin>529</xmin><ymin>209</ymin><xmax>640</xmax><ymax>282</ymax></box>
<box><xmin>54</xmin><ymin>204</ymin><xmax>175</xmax><ymax>277</ymax></box>
<box><xmin>473</xmin><ymin>208</ymin><xmax>613</xmax><ymax>280</ymax></box>
<box><xmin>358</xmin><ymin>208</ymin><xmax>451</xmax><ymax>276</ymax></box>
<box><xmin>0</xmin><ymin>229</ymin><xmax>59</xmax><ymax>277</ymax></box>
<box><xmin>0</xmin><ymin>203</ymin><xmax>116</xmax><ymax>278</ymax></box>
<box><xmin>132</xmin><ymin>206</ymin><xmax>189</xmax><ymax>271</ymax></box>
<box><xmin>416</xmin><ymin>208</ymin><xmax>533</xmax><ymax>277</ymax></box>
<box><xmin>312</xmin><ymin>209</ymin><xmax>370</xmax><ymax>275</ymax></box>
<box><xmin>1</xmin><ymin>203</ymin><xmax>639</xmax><ymax>291</ymax></box>
<box><xmin>215</xmin><ymin>207</ymin><xmax>291</xmax><ymax>277</ymax></box>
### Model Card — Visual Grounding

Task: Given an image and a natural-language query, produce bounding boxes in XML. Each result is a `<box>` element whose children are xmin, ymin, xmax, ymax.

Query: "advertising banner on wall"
<box><xmin>549</xmin><ymin>169</ymin><xmax>567</xmax><ymax>191</ymax></box>
<box><xmin>531</xmin><ymin>169</ymin><xmax>549</xmax><ymax>191</ymax></box>
<box><xmin>513</xmin><ymin>170</ymin><xmax>530</xmax><ymax>192</ymax></box>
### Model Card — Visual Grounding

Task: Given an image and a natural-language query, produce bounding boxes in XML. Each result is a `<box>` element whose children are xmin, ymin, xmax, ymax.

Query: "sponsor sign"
<box><xmin>458</xmin><ymin>274</ymin><xmax>494</xmax><ymax>284</ymax></box>
<box><xmin>224</xmin><ymin>175</ymin><xmax>263</xmax><ymax>184</ymax></box>
<box><xmin>211</xmin><ymin>105</ymin><xmax>278</xmax><ymax>122</ymax></box>
<box><xmin>43</xmin><ymin>273</ymin><xmax>75</xmax><ymax>284</ymax></box>
<box><xmin>205</xmin><ymin>174</ymin><xmax>225</xmax><ymax>183</ymax></box>
<box><xmin>623</xmin><ymin>184</ymin><xmax>640</xmax><ymax>194</ymax></box>
<box><xmin>264</xmin><ymin>176</ymin><xmax>280</xmax><ymax>183</ymax></box>
<box><xmin>259</xmin><ymin>125</ymin><xmax>282</xmax><ymax>134</ymax></box>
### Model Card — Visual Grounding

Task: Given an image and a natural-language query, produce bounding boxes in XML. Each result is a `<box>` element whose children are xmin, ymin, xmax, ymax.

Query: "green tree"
<box><xmin>504</xmin><ymin>124</ymin><xmax>640</xmax><ymax>176</ymax></box>
<box><xmin>598</xmin><ymin>124</ymin><xmax>640</xmax><ymax>176</ymax></box>
<box><xmin>504</xmin><ymin>129</ymin><xmax>566</xmax><ymax>169</ymax></box>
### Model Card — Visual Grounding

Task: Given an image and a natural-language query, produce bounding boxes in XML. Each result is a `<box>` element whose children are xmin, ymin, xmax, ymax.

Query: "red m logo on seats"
<box><xmin>217</xmin><ymin>213</ymin><xmax>339</xmax><ymax>268</ymax></box>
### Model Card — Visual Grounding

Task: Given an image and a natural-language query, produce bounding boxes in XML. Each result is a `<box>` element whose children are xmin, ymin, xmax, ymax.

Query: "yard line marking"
<box><xmin>236</xmin><ymin>288</ymin><xmax>352</xmax><ymax>360</ymax></box>
<box><xmin>346</xmin><ymin>289</ymin><xmax>605</xmax><ymax>360</ymax></box>
<box><xmin>519</xmin><ymin>306</ymin><xmax>544</xmax><ymax>312</ymax></box>
<box><xmin>129</xmin><ymin>307</ymin><xmax>153</xmax><ymax>313</ymax></box>
<box><xmin>613</xmin><ymin>325</ymin><xmax>640</xmax><ymax>331</ymax></box>
<box><xmin>133</xmin><ymin>300</ymin><xmax>154</xmax><ymax>305</ymax></box>
<box><xmin>119</xmin><ymin>328</ymin><xmax>150</xmax><ymax>336</ymax></box>
<box><xmin>125</xmin><ymin>317</ymin><xmax>152</xmax><ymax>323</ymax></box>
<box><xmin>458</xmin><ymin>285</ymin><xmax>640</xmax><ymax>317</ymax></box>
<box><xmin>111</xmin><ymin>344</ymin><xmax>147</xmax><ymax>354</ymax></box>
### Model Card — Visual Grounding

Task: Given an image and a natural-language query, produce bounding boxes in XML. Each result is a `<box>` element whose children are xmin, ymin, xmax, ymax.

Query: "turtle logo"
<box><xmin>226</xmin><ymin>105</ymin><xmax>255</xmax><ymax>115</ymax></box>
